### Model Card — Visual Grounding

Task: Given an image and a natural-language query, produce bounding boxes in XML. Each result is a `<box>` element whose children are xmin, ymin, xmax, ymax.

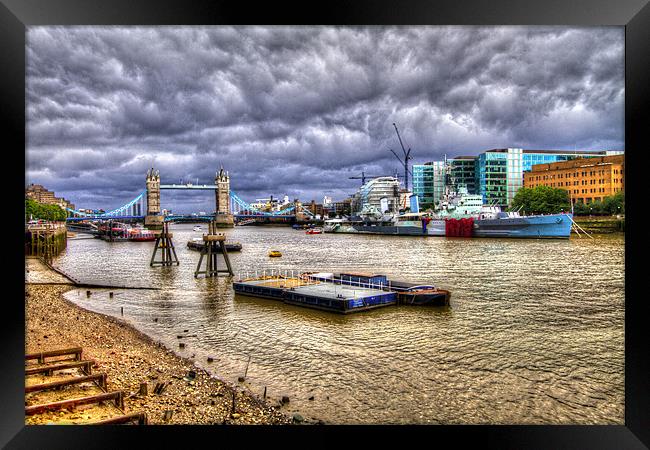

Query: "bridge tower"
<box><xmin>145</xmin><ymin>168</ymin><xmax>164</xmax><ymax>229</ymax></box>
<box><xmin>214</xmin><ymin>166</ymin><xmax>234</xmax><ymax>228</ymax></box>
<box><xmin>294</xmin><ymin>199</ymin><xmax>309</xmax><ymax>223</ymax></box>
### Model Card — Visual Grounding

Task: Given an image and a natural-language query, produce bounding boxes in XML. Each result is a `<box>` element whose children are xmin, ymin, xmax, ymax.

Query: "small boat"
<box><xmin>268</xmin><ymin>250</ymin><xmax>282</xmax><ymax>257</ymax></box>
<box><xmin>306</xmin><ymin>228</ymin><xmax>323</xmax><ymax>234</ymax></box>
<box><xmin>396</xmin><ymin>287</ymin><xmax>451</xmax><ymax>306</ymax></box>
<box><xmin>129</xmin><ymin>228</ymin><xmax>157</xmax><ymax>242</ymax></box>
<box><xmin>193</xmin><ymin>225</ymin><xmax>202</xmax><ymax>231</ymax></box>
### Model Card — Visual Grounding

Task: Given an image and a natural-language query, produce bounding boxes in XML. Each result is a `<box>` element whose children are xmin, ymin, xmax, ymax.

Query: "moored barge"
<box><xmin>233</xmin><ymin>272</ymin><xmax>397</xmax><ymax>314</ymax></box>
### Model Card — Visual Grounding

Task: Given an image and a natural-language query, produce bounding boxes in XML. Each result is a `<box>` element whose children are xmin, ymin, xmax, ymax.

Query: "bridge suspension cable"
<box><xmin>66</xmin><ymin>190</ymin><xmax>146</xmax><ymax>219</ymax></box>
<box><xmin>65</xmin><ymin>188</ymin><xmax>303</xmax><ymax>221</ymax></box>
<box><xmin>229</xmin><ymin>191</ymin><xmax>296</xmax><ymax>217</ymax></box>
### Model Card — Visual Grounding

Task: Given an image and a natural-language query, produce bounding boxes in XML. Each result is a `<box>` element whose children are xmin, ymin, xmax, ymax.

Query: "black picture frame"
<box><xmin>3</xmin><ymin>0</ymin><xmax>648</xmax><ymax>448</ymax></box>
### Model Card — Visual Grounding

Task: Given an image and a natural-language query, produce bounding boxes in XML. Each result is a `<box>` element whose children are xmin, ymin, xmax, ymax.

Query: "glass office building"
<box><xmin>412</xmin><ymin>162</ymin><xmax>446</xmax><ymax>210</ymax></box>
<box><xmin>449</xmin><ymin>156</ymin><xmax>478</xmax><ymax>194</ymax></box>
<box><xmin>476</xmin><ymin>148</ymin><xmax>613</xmax><ymax>206</ymax></box>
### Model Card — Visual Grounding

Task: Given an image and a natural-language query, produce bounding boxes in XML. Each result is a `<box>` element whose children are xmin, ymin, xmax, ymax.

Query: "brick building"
<box><xmin>25</xmin><ymin>184</ymin><xmax>75</xmax><ymax>211</ymax></box>
<box><xmin>523</xmin><ymin>155</ymin><xmax>624</xmax><ymax>204</ymax></box>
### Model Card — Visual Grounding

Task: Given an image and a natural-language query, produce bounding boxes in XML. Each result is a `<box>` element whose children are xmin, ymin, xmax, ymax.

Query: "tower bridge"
<box><xmin>65</xmin><ymin>166</ymin><xmax>316</xmax><ymax>227</ymax></box>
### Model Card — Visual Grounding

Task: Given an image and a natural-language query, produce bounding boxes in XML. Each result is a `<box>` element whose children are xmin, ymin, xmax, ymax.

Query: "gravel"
<box><xmin>26</xmin><ymin>280</ymin><xmax>293</xmax><ymax>425</ymax></box>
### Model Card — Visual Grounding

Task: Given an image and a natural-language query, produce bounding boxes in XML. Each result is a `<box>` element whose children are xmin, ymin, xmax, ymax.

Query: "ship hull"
<box><xmin>472</xmin><ymin>213</ymin><xmax>573</xmax><ymax>239</ymax></box>
<box><xmin>325</xmin><ymin>213</ymin><xmax>573</xmax><ymax>239</ymax></box>
<box><xmin>397</xmin><ymin>290</ymin><xmax>451</xmax><ymax>306</ymax></box>
<box><xmin>325</xmin><ymin>222</ymin><xmax>445</xmax><ymax>236</ymax></box>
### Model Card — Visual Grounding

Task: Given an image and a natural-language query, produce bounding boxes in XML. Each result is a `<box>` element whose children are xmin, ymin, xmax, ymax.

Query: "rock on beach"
<box><xmin>25</xmin><ymin>281</ymin><xmax>293</xmax><ymax>425</ymax></box>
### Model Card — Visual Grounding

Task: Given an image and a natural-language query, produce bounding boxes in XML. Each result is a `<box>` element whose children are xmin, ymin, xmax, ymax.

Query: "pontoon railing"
<box><xmin>235</xmin><ymin>270</ymin><xmax>394</xmax><ymax>291</ymax></box>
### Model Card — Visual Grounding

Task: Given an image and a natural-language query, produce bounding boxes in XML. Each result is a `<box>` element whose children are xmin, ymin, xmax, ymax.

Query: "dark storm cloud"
<box><xmin>26</xmin><ymin>26</ymin><xmax>624</xmax><ymax>212</ymax></box>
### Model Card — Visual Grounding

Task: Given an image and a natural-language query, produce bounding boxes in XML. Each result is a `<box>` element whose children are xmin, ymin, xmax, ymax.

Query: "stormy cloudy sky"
<box><xmin>26</xmin><ymin>26</ymin><xmax>624</xmax><ymax>213</ymax></box>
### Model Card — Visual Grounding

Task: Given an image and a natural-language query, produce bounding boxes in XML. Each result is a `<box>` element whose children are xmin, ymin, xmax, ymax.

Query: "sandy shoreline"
<box><xmin>25</xmin><ymin>259</ymin><xmax>296</xmax><ymax>425</ymax></box>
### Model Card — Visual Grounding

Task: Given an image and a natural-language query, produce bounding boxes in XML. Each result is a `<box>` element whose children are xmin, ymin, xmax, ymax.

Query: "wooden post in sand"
<box><xmin>150</xmin><ymin>222</ymin><xmax>179</xmax><ymax>266</ymax></box>
<box><xmin>194</xmin><ymin>221</ymin><xmax>233</xmax><ymax>277</ymax></box>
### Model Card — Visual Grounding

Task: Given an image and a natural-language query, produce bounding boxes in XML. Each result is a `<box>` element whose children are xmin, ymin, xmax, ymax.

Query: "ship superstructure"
<box><xmin>324</xmin><ymin>184</ymin><xmax>573</xmax><ymax>239</ymax></box>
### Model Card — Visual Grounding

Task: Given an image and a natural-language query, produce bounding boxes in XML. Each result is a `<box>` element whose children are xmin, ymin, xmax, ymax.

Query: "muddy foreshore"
<box><xmin>25</xmin><ymin>269</ymin><xmax>300</xmax><ymax>425</ymax></box>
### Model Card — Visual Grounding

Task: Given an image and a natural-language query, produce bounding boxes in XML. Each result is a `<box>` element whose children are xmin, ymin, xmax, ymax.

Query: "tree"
<box><xmin>510</xmin><ymin>186</ymin><xmax>570</xmax><ymax>215</ymax></box>
<box><xmin>572</xmin><ymin>191</ymin><xmax>624</xmax><ymax>216</ymax></box>
<box><xmin>25</xmin><ymin>198</ymin><xmax>66</xmax><ymax>222</ymax></box>
<box><xmin>602</xmin><ymin>191</ymin><xmax>624</xmax><ymax>215</ymax></box>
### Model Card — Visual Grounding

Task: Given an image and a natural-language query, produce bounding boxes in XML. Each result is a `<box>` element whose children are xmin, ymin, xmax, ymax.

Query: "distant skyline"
<box><xmin>26</xmin><ymin>26</ymin><xmax>624</xmax><ymax>213</ymax></box>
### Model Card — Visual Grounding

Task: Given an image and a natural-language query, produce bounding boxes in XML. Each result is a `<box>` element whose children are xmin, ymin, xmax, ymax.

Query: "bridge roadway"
<box><xmin>67</xmin><ymin>214</ymin><xmax>296</xmax><ymax>222</ymax></box>
<box><xmin>159</xmin><ymin>184</ymin><xmax>217</xmax><ymax>190</ymax></box>
<box><xmin>66</xmin><ymin>215</ymin><xmax>145</xmax><ymax>222</ymax></box>
<box><xmin>65</xmin><ymin>186</ymin><xmax>309</xmax><ymax>221</ymax></box>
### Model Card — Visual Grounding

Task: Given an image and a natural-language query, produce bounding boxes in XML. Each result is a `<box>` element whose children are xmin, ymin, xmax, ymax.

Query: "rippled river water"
<box><xmin>57</xmin><ymin>224</ymin><xmax>624</xmax><ymax>424</ymax></box>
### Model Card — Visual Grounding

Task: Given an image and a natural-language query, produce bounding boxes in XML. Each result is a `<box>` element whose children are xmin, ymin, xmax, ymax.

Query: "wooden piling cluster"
<box><xmin>25</xmin><ymin>347</ymin><xmax>148</xmax><ymax>425</ymax></box>
<box><xmin>194</xmin><ymin>221</ymin><xmax>234</xmax><ymax>277</ymax></box>
<box><xmin>25</xmin><ymin>222</ymin><xmax>67</xmax><ymax>263</ymax></box>
<box><xmin>150</xmin><ymin>222</ymin><xmax>179</xmax><ymax>267</ymax></box>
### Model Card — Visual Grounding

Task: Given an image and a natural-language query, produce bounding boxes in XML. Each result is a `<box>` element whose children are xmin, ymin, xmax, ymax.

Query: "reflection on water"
<box><xmin>57</xmin><ymin>224</ymin><xmax>624</xmax><ymax>424</ymax></box>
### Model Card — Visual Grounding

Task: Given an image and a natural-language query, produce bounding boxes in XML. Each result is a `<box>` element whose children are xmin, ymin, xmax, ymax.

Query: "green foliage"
<box><xmin>25</xmin><ymin>198</ymin><xmax>67</xmax><ymax>222</ymax></box>
<box><xmin>573</xmin><ymin>191</ymin><xmax>624</xmax><ymax>216</ymax></box>
<box><xmin>509</xmin><ymin>186</ymin><xmax>570</xmax><ymax>215</ymax></box>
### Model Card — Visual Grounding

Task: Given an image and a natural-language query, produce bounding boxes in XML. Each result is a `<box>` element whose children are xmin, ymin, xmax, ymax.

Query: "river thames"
<box><xmin>56</xmin><ymin>224</ymin><xmax>624</xmax><ymax>424</ymax></box>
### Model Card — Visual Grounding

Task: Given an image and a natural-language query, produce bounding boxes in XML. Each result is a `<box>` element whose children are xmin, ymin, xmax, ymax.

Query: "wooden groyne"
<box><xmin>25</xmin><ymin>222</ymin><xmax>67</xmax><ymax>262</ymax></box>
<box><xmin>25</xmin><ymin>346</ymin><xmax>148</xmax><ymax>425</ymax></box>
<box><xmin>28</xmin><ymin>257</ymin><xmax>161</xmax><ymax>291</ymax></box>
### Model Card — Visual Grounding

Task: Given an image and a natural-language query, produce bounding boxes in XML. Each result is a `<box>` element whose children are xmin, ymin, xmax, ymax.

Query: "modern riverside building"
<box><xmin>449</xmin><ymin>156</ymin><xmax>478</xmax><ymax>194</ymax></box>
<box><xmin>409</xmin><ymin>149</ymin><xmax>622</xmax><ymax>209</ymax></box>
<box><xmin>524</xmin><ymin>154</ymin><xmax>625</xmax><ymax>204</ymax></box>
<box><xmin>350</xmin><ymin>176</ymin><xmax>401</xmax><ymax>214</ymax></box>
<box><xmin>412</xmin><ymin>162</ymin><xmax>446</xmax><ymax>209</ymax></box>
<box><xmin>475</xmin><ymin>149</ymin><xmax>620</xmax><ymax>207</ymax></box>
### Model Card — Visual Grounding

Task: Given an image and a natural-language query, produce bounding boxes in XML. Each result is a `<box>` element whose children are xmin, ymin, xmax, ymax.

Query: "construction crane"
<box><xmin>388</xmin><ymin>123</ymin><xmax>413</xmax><ymax>191</ymax></box>
<box><xmin>349</xmin><ymin>171</ymin><xmax>404</xmax><ymax>185</ymax></box>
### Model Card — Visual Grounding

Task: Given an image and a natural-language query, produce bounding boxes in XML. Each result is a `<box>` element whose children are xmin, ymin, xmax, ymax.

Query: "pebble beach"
<box><xmin>25</xmin><ymin>258</ymin><xmax>294</xmax><ymax>425</ymax></box>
